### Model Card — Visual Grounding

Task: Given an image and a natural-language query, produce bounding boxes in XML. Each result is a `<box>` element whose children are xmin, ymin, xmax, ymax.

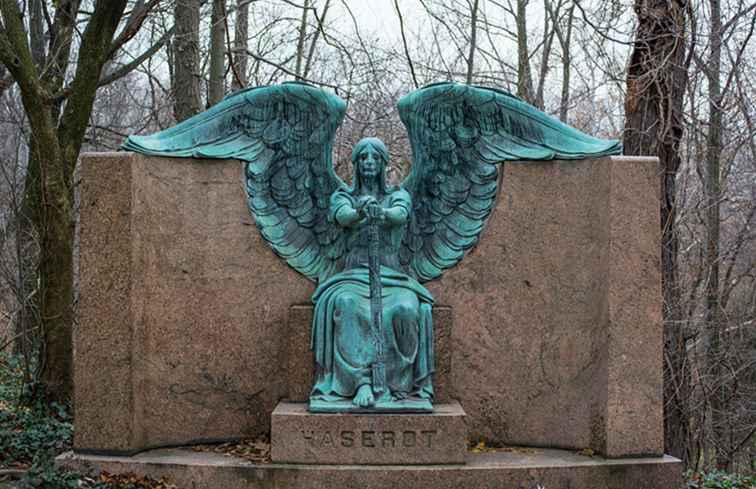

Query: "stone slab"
<box><xmin>76</xmin><ymin>153</ymin><xmax>663</xmax><ymax>457</ymax></box>
<box><xmin>76</xmin><ymin>153</ymin><xmax>314</xmax><ymax>454</ymax></box>
<box><xmin>425</xmin><ymin>156</ymin><xmax>663</xmax><ymax>456</ymax></box>
<box><xmin>286</xmin><ymin>304</ymin><xmax>454</xmax><ymax>404</ymax></box>
<box><xmin>57</xmin><ymin>447</ymin><xmax>682</xmax><ymax>489</ymax></box>
<box><xmin>76</xmin><ymin>153</ymin><xmax>140</xmax><ymax>453</ymax></box>
<box><xmin>270</xmin><ymin>401</ymin><xmax>466</xmax><ymax>465</ymax></box>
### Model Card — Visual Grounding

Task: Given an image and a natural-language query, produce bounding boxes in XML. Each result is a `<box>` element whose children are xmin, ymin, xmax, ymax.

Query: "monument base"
<box><xmin>57</xmin><ymin>447</ymin><xmax>682</xmax><ymax>489</ymax></box>
<box><xmin>272</xmin><ymin>401</ymin><xmax>466</xmax><ymax>464</ymax></box>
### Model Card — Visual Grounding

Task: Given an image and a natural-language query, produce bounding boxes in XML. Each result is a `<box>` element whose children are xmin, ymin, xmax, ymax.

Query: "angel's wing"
<box><xmin>122</xmin><ymin>82</ymin><xmax>349</xmax><ymax>282</ymax></box>
<box><xmin>398</xmin><ymin>82</ymin><xmax>621</xmax><ymax>282</ymax></box>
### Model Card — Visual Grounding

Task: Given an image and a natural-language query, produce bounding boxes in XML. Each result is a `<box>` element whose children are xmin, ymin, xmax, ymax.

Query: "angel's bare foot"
<box><xmin>352</xmin><ymin>384</ymin><xmax>375</xmax><ymax>408</ymax></box>
<box><xmin>393</xmin><ymin>391</ymin><xmax>409</xmax><ymax>400</ymax></box>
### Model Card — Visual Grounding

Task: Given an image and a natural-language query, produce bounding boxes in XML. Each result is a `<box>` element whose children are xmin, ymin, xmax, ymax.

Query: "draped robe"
<box><xmin>310</xmin><ymin>188</ymin><xmax>435</xmax><ymax>403</ymax></box>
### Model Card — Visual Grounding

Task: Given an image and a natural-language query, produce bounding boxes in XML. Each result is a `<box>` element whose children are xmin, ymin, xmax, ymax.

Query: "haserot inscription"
<box><xmin>301</xmin><ymin>429</ymin><xmax>437</xmax><ymax>449</ymax></box>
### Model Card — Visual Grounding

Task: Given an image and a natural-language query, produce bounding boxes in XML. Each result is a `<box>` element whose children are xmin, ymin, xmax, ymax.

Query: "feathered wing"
<box><xmin>123</xmin><ymin>82</ymin><xmax>349</xmax><ymax>282</ymax></box>
<box><xmin>397</xmin><ymin>82</ymin><xmax>622</xmax><ymax>282</ymax></box>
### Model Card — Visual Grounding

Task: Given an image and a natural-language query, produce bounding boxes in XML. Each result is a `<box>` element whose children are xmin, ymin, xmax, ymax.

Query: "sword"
<box><xmin>367</xmin><ymin>202</ymin><xmax>386</xmax><ymax>396</ymax></box>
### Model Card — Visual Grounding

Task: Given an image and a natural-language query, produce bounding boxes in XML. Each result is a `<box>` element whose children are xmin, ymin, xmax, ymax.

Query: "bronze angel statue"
<box><xmin>123</xmin><ymin>81</ymin><xmax>621</xmax><ymax>413</ymax></box>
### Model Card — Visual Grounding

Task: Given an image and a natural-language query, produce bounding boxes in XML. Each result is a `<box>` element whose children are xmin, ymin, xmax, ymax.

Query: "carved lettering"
<box><xmin>380</xmin><ymin>431</ymin><xmax>395</xmax><ymax>448</ymax></box>
<box><xmin>362</xmin><ymin>431</ymin><xmax>375</xmax><ymax>447</ymax></box>
<box><xmin>421</xmin><ymin>430</ymin><xmax>437</xmax><ymax>448</ymax></box>
<box><xmin>321</xmin><ymin>431</ymin><xmax>334</xmax><ymax>447</ymax></box>
<box><xmin>302</xmin><ymin>430</ymin><xmax>314</xmax><ymax>446</ymax></box>
<box><xmin>302</xmin><ymin>429</ymin><xmax>438</xmax><ymax>449</ymax></box>
<box><xmin>402</xmin><ymin>431</ymin><xmax>416</xmax><ymax>447</ymax></box>
<box><xmin>341</xmin><ymin>430</ymin><xmax>355</xmax><ymax>447</ymax></box>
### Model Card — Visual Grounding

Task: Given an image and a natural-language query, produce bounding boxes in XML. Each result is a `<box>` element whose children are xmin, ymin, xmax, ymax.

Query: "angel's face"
<box><xmin>357</xmin><ymin>147</ymin><xmax>383</xmax><ymax>180</ymax></box>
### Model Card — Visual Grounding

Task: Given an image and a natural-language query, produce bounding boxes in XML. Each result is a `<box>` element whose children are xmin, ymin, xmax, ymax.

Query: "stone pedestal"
<box><xmin>271</xmin><ymin>402</ymin><xmax>467</xmax><ymax>465</ymax></box>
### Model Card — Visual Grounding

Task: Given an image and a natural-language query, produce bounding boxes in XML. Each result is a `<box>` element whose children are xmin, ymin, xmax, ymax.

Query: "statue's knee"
<box><xmin>335</xmin><ymin>293</ymin><xmax>358</xmax><ymax>312</ymax></box>
<box><xmin>395</xmin><ymin>302</ymin><xmax>418</xmax><ymax>322</ymax></box>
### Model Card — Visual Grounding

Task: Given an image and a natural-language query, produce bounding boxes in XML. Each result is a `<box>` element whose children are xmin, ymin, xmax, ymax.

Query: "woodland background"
<box><xmin>0</xmin><ymin>0</ymin><xmax>753</xmax><ymax>482</ymax></box>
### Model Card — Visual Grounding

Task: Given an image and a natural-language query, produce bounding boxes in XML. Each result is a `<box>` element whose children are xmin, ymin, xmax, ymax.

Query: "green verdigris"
<box><xmin>122</xmin><ymin>81</ymin><xmax>621</xmax><ymax>413</ymax></box>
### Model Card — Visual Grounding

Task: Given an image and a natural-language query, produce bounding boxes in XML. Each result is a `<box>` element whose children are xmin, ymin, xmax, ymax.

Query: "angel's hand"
<box><xmin>355</xmin><ymin>195</ymin><xmax>377</xmax><ymax>214</ymax></box>
<box><xmin>366</xmin><ymin>202</ymin><xmax>386</xmax><ymax>223</ymax></box>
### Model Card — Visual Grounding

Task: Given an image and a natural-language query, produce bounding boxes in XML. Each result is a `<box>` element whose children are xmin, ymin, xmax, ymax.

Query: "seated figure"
<box><xmin>309</xmin><ymin>138</ymin><xmax>434</xmax><ymax>411</ymax></box>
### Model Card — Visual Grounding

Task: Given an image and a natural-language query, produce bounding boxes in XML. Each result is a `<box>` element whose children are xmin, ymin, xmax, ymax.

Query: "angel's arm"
<box><xmin>383</xmin><ymin>189</ymin><xmax>411</xmax><ymax>226</ymax></box>
<box><xmin>334</xmin><ymin>206</ymin><xmax>361</xmax><ymax>227</ymax></box>
<box><xmin>331</xmin><ymin>191</ymin><xmax>365</xmax><ymax>227</ymax></box>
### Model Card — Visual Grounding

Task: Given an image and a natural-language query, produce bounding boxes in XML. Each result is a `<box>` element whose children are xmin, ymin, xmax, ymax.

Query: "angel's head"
<box><xmin>351</xmin><ymin>137</ymin><xmax>389</xmax><ymax>194</ymax></box>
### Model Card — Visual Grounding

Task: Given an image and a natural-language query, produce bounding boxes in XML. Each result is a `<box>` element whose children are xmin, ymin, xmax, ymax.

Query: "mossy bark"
<box><xmin>0</xmin><ymin>0</ymin><xmax>129</xmax><ymax>403</ymax></box>
<box><xmin>623</xmin><ymin>0</ymin><xmax>690</xmax><ymax>465</ymax></box>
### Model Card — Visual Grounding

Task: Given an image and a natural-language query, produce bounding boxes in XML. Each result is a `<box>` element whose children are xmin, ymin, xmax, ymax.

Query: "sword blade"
<box><xmin>368</xmin><ymin>216</ymin><xmax>385</xmax><ymax>393</ymax></box>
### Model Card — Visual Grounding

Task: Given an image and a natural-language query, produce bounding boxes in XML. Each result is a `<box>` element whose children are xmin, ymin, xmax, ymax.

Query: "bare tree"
<box><xmin>231</xmin><ymin>0</ymin><xmax>250</xmax><ymax>90</ymax></box>
<box><xmin>294</xmin><ymin>0</ymin><xmax>310</xmax><ymax>79</ymax></box>
<box><xmin>0</xmin><ymin>0</ymin><xmax>159</xmax><ymax>403</ymax></box>
<box><xmin>622</xmin><ymin>0</ymin><xmax>691</xmax><ymax>464</ymax></box>
<box><xmin>174</xmin><ymin>0</ymin><xmax>203</xmax><ymax>120</ymax></box>
<box><xmin>466</xmin><ymin>0</ymin><xmax>481</xmax><ymax>84</ymax></box>
<box><xmin>515</xmin><ymin>0</ymin><xmax>535</xmax><ymax>102</ymax></box>
<box><xmin>208</xmin><ymin>0</ymin><xmax>227</xmax><ymax>105</ymax></box>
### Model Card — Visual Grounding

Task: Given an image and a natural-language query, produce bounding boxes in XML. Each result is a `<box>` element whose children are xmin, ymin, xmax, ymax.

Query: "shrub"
<box><xmin>686</xmin><ymin>470</ymin><xmax>756</xmax><ymax>489</ymax></box>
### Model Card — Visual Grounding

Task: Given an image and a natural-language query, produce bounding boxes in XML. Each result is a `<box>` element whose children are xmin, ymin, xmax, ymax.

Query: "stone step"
<box><xmin>57</xmin><ymin>447</ymin><xmax>683</xmax><ymax>489</ymax></box>
<box><xmin>270</xmin><ymin>401</ymin><xmax>466</xmax><ymax>465</ymax></box>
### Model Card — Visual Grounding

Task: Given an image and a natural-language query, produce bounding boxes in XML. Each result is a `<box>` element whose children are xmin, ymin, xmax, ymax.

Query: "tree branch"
<box><xmin>107</xmin><ymin>0</ymin><xmax>160</xmax><ymax>59</ymax></box>
<box><xmin>246</xmin><ymin>49</ymin><xmax>345</xmax><ymax>93</ymax></box>
<box><xmin>51</xmin><ymin>25</ymin><xmax>174</xmax><ymax>102</ymax></box>
<box><xmin>0</xmin><ymin>0</ymin><xmax>44</xmax><ymax>98</ymax></box>
<box><xmin>57</xmin><ymin>0</ymin><xmax>129</xmax><ymax>181</ymax></box>
<box><xmin>394</xmin><ymin>0</ymin><xmax>418</xmax><ymax>88</ymax></box>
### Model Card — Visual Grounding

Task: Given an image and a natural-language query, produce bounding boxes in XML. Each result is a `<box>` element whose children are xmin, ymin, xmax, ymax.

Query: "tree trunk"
<box><xmin>29</xmin><ymin>0</ymin><xmax>46</xmax><ymax>67</ymax></box>
<box><xmin>15</xmin><ymin>135</ymin><xmax>43</xmax><ymax>376</ymax></box>
<box><xmin>173</xmin><ymin>0</ymin><xmax>202</xmax><ymax>121</ymax></box>
<box><xmin>38</xmin><ymin>150</ymin><xmax>75</xmax><ymax>405</ymax></box>
<box><xmin>558</xmin><ymin>5</ymin><xmax>574</xmax><ymax>122</ymax></box>
<box><xmin>231</xmin><ymin>0</ymin><xmax>249</xmax><ymax>90</ymax></box>
<box><xmin>466</xmin><ymin>0</ymin><xmax>480</xmax><ymax>85</ymax></box>
<box><xmin>516</xmin><ymin>0</ymin><xmax>534</xmax><ymax>103</ymax></box>
<box><xmin>12</xmin><ymin>80</ymin><xmax>72</xmax><ymax>405</ymax></box>
<box><xmin>623</xmin><ymin>0</ymin><xmax>690</xmax><ymax>466</ymax></box>
<box><xmin>294</xmin><ymin>0</ymin><xmax>309</xmax><ymax>79</ymax></box>
<box><xmin>208</xmin><ymin>0</ymin><xmax>226</xmax><ymax>106</ymax></box>
<box><xmin>303</xmin><ymin>0</ymin><xmax>331</xmax><ymax>81</ymax></box>
<box><xmin>704</xmin><ymin>0</ymin><xmax>727</xmax><ymax>471</ymax></box>
<box><xmin>534</xmin><ymin>0</ymin><xmax>556</xmax><ymax>110</ymax></box>
<box><xmin>1</xmin><ymin>0</ymin><xmax>131</xmax><ymax>404</ymax></box>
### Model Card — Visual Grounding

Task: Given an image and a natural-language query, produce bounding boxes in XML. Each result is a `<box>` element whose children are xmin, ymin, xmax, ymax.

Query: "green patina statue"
<box><xmin>122</xmin><ymin>81</ymin><xmax>621</xmax><ymax>413</ymax></box>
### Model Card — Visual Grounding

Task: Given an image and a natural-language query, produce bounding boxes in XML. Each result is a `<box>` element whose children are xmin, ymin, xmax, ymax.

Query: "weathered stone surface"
<box><xmin>286</xmin><ymin>305</ymin><xmax>453</xmax><ymax>403</ymax></box>
<box><xmin>271</xmin><ymin>401</ymin><xmax>466</xmax><ymax>465</ymax></box>
<box><xmin>603</xmin><ymin>157</ymin><xmax>664</xmax><ymax>457</ymax></box>
<box><xmin>76</xmin><ymin>153</ymin><xmax>141</xmax><ymax>453</ymax></box>
<box><xmin>425</xmin><ymin>156</ymin><xmax>663</xmax><ymax>456</ymax></box>
<box><xmin>76</xmin><ymin>153</ymin><xmax>314</xmax><ymax>454</ymax></box>
<box><xmin>76</xmin><ymin>153</ymin><xmax>663</xmax><ymax>457</ymax></box>
<box><xmin>57</xmin><ymin>448</ymin><xmax>682</xmax><ymax>489</ymax></box>
<box><xmin>285</xmin><ymin>305</ymin><xmax>314</xmax><ymax>403</ymax></box>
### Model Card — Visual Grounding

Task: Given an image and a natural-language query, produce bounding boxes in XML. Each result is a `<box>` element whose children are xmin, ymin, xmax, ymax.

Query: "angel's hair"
<box><xmin>351</xmin><ymin>137</ymin><xmax>389</xmax><ymax>165</ymax></box>
<box><xmin>351</xmin><ymin>137</ymin><xmax>391</xmax><ymax>195</ymax></box>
